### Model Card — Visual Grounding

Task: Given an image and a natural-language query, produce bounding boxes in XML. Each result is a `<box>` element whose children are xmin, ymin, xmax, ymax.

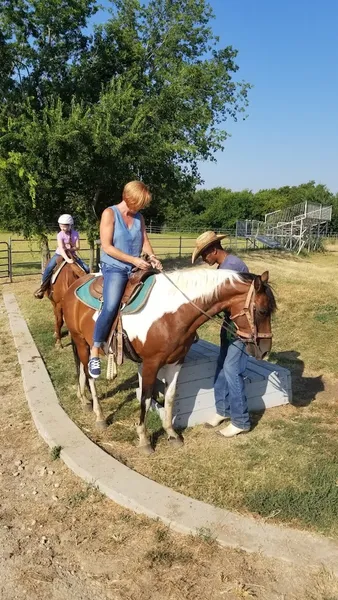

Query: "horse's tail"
<box><xmin>71</xmin><ymin>337</ymin><xmax>80</xmax><ymax>378</ymax></box>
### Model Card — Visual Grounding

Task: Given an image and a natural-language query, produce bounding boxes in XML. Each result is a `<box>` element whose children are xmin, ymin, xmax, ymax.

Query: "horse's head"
<box><xmin>229</xmin><ymin>271</ymin><xmax>276</xmax><ymax>359</ymax></box>
<box><xmin>69</xmin><ymin>261</ymin><xmax>86</xmax><ymax>278</ymax></box>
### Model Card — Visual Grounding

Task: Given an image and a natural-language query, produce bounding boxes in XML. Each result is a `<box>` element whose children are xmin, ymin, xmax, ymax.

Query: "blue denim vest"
<box><xmin>100</xmin><ymin>205</ymin><xmax>143</xmax><ymax>272</ymax></box>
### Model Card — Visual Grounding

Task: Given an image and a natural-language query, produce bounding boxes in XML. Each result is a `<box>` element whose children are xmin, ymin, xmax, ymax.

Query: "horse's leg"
<box><xmin>77</xmin><ymin>362</ymin><xmax>93</xmax><ymax>413</ymax></box>
<box><xmin>88</xmin><ymin>377</ymin><xmax>107</xmax><ymax>431</ymax></box>
<box><xmin>72</xmin><ymin>336</ymin><xmax>93</xmax><ymax>413</ymax></box>
<box><xmin>162</xmin><ymin>363</ymin><xmax>184</xmax><ymax>448</ymax></box>
<box><xmin>54</xmin><ymin>303</ymin><xmax>63</xmax><ymax>348</ymax></box>
<box><xmin>136</xmin><ymin>361</ymin><xmax>157</xmax><ymax>455</ymax></box>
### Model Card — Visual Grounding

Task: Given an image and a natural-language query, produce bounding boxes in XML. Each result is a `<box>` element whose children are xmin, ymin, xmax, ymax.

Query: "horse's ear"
<box><xmin>261</xmin><ymin>271</ymin><xmax>269</xmax><ymax>283</ymax></box>
<box><xmin>254</xmin><ymin>275</ymin><xmax>262</xmax><ymax>293</ymax></box>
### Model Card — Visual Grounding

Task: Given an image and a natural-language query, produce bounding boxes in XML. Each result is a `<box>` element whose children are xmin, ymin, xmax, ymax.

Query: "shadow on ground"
<box><xmin>269</xmin><ymin>350</ymin><xmax>324</xmax><ymax>407</ymax></box>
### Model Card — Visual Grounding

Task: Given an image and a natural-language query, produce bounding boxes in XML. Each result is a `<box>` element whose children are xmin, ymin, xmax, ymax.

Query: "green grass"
<box><xmin>50</xmin><ymin>445</ymin><xmax>62</xmax><ymax>460</ymax></box>
<box><xmin>5</xmin><ymin>249</ymin><xmax>338</xmax><ymax>538</ymax></box>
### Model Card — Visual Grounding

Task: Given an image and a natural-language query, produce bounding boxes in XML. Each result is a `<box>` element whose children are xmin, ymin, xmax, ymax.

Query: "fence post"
<box><xmin>178</xmin><ymin>236</ymin><xmax>182</xmax><ymax>258</ymax></box>
<box><xmin>8</xmin><ymin>237</ymin><xmax>13</xmax><ymax>283</ymax></box>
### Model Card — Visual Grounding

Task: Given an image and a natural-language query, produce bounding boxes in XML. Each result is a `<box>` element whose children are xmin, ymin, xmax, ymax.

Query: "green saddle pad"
<box><xmin>75</xmin><ymin>274</ymin><xmax>156</xmax><ymax>314</ymax></box>
<box><xmin>75</xmin><ymin>277</ymin><xmax>102</xmax><ymax>310</ymax></box>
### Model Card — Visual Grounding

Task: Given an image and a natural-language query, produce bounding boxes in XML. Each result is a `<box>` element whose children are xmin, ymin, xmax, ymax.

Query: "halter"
<box><xmin>230</xmin><ymin>280</ymin><xmax>273</xmax><ymax>345</ymax></box>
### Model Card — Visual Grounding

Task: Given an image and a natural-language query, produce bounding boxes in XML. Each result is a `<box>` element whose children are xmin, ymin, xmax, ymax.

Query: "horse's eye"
<box><xmin>256</xmin><ymin>308</ymin><xmax>269</xmax><ymax>317</ymax></box>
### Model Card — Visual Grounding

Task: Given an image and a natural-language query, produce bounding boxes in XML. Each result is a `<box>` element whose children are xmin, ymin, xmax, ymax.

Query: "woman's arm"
<box><xmin>141</xmin><ymin>217</ymin><xmax>163</xmax><ymax>270</ymax></box>
<box><xmin>101</xmin><ymin>208</ymin><xmax>149</xmax><ymax>269</ymax></box>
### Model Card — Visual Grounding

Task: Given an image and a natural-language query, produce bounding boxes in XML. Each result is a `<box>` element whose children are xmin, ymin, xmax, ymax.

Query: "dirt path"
<box><xmin>1</xmin><ymin>293</ymin><xmax>338</xmax><ymax>600</ymax></box>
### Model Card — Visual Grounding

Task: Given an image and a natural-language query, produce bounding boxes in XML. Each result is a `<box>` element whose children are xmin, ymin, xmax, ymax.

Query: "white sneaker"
<box><xmin>204</xmin><ymin>413</ymin><xmax>228</xmax><ymax>428</ymax></box>
<box><xmin>217</xmin><ymin>423</ymin><xmax>249</xmax><ymax>438</ymax></box>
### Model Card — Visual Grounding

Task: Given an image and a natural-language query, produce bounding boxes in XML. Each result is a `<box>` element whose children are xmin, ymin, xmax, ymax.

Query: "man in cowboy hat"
<box><xmin>192</xmin><ymin>231</ymin><xmax>251</xmax><ymax>438</ymax></box>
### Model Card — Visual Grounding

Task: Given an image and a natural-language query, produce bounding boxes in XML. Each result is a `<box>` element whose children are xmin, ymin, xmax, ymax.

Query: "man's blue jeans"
<box><xmin>42</xmin><ymin>253</ymin><xmax>89</xmax><ymax>282</ymax></box>
<box><xmin>214</xmin><ymin>330</ymin><xmax>250</xmax><ymax>430</ymax></box>
<box><xmin>93</xmin><ymin>263</ymin><xmax>129</xmax><ymax>348</ymax></box>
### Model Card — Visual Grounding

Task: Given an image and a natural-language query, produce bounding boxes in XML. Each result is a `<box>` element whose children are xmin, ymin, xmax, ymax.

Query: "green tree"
<box><xmin>0</xmin><ymin>0</ymin><xmax>250</xmax><ymax>241</ymax></box>
<box><xmin>0</xmin><ymin>0</ymin><xmax>97</xmax><ymax>104</ymax></box>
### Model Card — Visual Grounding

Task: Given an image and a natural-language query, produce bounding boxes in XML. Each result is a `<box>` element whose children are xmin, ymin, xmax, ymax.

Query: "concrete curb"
<box><xmin>4</xmin><ymin>291</ymin><xmax>338</xmax><ymax>574</ymax></box>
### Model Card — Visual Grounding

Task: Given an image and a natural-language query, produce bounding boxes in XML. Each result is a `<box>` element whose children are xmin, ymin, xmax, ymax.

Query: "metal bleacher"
<box><xmin>236</xmin><ymin>201</ymin><xmax>332</xmax><ymax>253</ymax></box>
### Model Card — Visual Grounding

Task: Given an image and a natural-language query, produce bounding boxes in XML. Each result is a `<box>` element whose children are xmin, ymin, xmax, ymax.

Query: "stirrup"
<box><xmin>107</xmin><ymin>353</ymin><xmax>117</xmax><ymax>380</ymax></box>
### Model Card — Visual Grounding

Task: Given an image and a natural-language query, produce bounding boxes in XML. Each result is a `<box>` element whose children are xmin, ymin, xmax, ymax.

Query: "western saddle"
<box><xmin>89</xmin><ymin>266</ymin><xmax>158</xmax><ymax>367</ymax></box>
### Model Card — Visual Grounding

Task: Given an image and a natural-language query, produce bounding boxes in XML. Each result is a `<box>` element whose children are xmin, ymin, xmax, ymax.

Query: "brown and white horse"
<box><xmin>62</xmin><ymin>268</ymin><xmax>276</xmax><ymax>453</ymax></box>
<box><xmin>48</xmin><ymin>261</ymin><xmax>86</xmax><ymax>347</ymax></box>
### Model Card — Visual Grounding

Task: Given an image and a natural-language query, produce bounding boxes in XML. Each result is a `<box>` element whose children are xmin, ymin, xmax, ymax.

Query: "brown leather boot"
<box><xmin>33</xmin><ymin>279</ymin><xmax>50</xmax><ymax>299</ymax></box>
<box><xmin>34</xmin><ymin>286</ymin><xmax>45</xmax><ymax>299</ymax></box>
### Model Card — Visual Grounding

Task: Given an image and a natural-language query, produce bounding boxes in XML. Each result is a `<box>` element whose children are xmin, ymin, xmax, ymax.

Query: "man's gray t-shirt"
<box><xmin>219</xmin><ymin>254</ymin><xmax>249</xmax><ymax>273</ymax></box>
<box><xmin>218</xmin><ymin>254</ymin><xmax>249</xmax><ymax>340</ymax></box>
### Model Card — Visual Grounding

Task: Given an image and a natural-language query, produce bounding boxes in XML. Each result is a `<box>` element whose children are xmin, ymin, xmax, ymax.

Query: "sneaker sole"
<box><xmin>89</xmin><ymin>372</ymin><xmax>100</xmax><ymax>379</ymax></box>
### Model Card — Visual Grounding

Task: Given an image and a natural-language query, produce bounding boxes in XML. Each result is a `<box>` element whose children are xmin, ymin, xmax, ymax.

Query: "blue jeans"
<box><xmin>93</xmin><ymin>263</ymin><xmax>129</xmax><ymax>348</ymax></box>
<box><xmin>214</xmin><ymin>330</ymin><xmax>250</xmax><ymax>430</ymax></box>
<box><xmin>42</xmin><ymin>253</ymin><xmax>89</xmax><ymax>282</ymax></box>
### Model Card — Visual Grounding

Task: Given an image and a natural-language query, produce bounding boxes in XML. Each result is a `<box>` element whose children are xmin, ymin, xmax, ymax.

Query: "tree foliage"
<box><xmin>0</xmin><ymin>0</ymin><xmax>250</xmax><ymax>238</ymax></box>
<box><xmin>170</xmin><ymin>181</ymin><xmax>338</xmax><ymax>231</ymax></box>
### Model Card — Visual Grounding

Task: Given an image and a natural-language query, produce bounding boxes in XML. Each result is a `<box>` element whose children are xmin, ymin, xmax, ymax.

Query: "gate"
<box><xmin>0</xmin><ymin>241</ymin><xmax>10</xmax><ymax>281</ymax></box>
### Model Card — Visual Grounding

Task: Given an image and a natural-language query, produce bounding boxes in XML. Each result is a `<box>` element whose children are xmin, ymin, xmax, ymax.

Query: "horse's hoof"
<box><xmin>95</xmin><ymin>420</ymin><xmax>107</xmax><ymax>431</ymax></box>
<box><xmin>83</xmin><ymin>403</ymin><xmax>93</xmax><ymax>413</ymax></box>
<box><xmin>168</xmin><ymin>436</ymin><xmax>184</xmax><ymax>449</ymax></box>
<box><xmin>139</xmin><ymin>444</ymin><xmax>154</xmax><ymax>456</ymax></box>
<box><xmin>55</xmin><ymin>341</ymin><xmax>63</xmax><ymax>349</ymax></box>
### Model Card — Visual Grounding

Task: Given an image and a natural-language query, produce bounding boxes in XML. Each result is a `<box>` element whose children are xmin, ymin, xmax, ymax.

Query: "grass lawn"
<box><xmin>3</xmin><ymin>247</ymin><xmax>338</xmax><ymax>539</ymax></box>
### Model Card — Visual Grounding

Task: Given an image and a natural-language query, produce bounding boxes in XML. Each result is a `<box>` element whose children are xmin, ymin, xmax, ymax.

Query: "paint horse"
<box><xmin>62</xmin><ymin>268</ymin><xmax>276</xmax><ymax>453</ymax></box>
<box><xmin>48</xmin><ymin>261</ymin><xmax>86</xmax><ymax>347</ymax></box>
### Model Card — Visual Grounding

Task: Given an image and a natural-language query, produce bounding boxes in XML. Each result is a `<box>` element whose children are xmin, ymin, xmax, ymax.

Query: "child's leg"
<box><xmin>42</xmin><ymin>254</ymin><xmax>58</xmax><ymax>283</ymax></box>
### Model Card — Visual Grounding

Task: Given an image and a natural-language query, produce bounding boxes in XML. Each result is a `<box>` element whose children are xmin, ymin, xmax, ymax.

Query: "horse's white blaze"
<box><xmin>122</xmin><ymin>268</ymin><xmax>242</xmax><ymax>344</ymax></box>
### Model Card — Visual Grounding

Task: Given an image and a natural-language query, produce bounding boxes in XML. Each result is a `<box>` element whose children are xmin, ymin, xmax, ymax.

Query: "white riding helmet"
<box><xmin>58</xmin><ymin>214</ymin><xmax>74</xmax><ymax>226</ymax></box>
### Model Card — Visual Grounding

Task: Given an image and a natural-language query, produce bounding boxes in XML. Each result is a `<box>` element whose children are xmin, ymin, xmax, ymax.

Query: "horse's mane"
<box><xmin>158</xmin><ymin>268</ymin><xmax>277</xmax><ymax>314</ymax></box>
<box><xmin>159</xmin><ymin>268</ymin><xmax>244</xmax><ymax>303</ymax></box>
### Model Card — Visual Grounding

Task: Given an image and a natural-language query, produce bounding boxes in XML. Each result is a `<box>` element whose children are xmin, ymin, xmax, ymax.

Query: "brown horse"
<box><xmin>62</xmin><ymin>268</ymin><xmax>276</xmax><ymax>453</ymax></box>
<box><xmin>48</xmin><ymin>261</ymin><xmax>87</xmax><ymax>347</ymax></box>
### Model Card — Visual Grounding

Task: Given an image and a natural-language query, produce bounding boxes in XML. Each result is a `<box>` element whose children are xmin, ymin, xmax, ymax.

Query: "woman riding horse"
<box><xmin>88</xmin><ymin>181</ymin><xmax>163</xmax><ymax>379</ymax></box>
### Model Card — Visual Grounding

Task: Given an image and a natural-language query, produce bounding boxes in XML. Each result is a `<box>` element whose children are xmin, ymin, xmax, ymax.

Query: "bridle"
<box><xmin>230</xmin><ymin>280</ymin><xmax>273</xmax><ymax>346</ymax></box>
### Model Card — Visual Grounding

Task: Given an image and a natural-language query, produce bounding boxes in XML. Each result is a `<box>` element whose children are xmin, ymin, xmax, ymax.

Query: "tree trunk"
<box><xmin>40</xmin><ymin>234</ymin><xmax>51</xmax><ymax>271</ymax></box>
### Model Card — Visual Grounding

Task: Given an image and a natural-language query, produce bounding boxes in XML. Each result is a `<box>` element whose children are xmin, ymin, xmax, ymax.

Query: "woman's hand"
<box><xmin>133</xmin><ymin>257</ymin><xmax>150</xmax><ymax>270</ymax></box>
<box><xmin>149</xmin><ymin>256</ymin><xmax>163</xmax><ymax>271</ymax></box>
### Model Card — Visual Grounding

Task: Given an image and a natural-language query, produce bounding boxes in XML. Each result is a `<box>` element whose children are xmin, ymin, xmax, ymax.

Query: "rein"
<box><xmin>160</xmin><ymin>270</ymin><xmax>272</xmax><ymax>348</ymax></box>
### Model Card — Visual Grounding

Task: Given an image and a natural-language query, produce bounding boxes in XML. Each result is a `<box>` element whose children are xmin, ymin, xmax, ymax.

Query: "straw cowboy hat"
<box><xmin>192</xmin><ymin>231</ymin><xmax>227</xmax><ymax>264</ymax></box>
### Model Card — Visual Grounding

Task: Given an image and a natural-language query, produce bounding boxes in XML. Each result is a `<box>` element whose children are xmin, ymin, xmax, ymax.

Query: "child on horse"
<box><xmin>34</xmin><ymin>214</ymin><xmax>90</xmax><ymax>299</ymax></box>
<box><xmin>88</xmin><ymin>181</ymin><xmax>162</xmax><ymax>379</ymax></box>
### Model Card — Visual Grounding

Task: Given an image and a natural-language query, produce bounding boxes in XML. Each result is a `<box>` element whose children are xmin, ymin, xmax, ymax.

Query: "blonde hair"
<box><xmin>122</xmin><ymin>181</ymin><xmax>152</xmax><ymax>211</ymax></box>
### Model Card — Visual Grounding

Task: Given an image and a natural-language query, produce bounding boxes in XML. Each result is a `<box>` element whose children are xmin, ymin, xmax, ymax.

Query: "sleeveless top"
<box><xmin>100</xmin><ymin>205</ymin><xmax>143</xmax><ymax>272</ymax></box>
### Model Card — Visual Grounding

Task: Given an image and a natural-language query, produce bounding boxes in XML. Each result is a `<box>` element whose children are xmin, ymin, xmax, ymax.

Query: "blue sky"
<box><xmin>90</xmin><ymin>0</ymin><xmax>338</xmax><ymax>193</ymax></box>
